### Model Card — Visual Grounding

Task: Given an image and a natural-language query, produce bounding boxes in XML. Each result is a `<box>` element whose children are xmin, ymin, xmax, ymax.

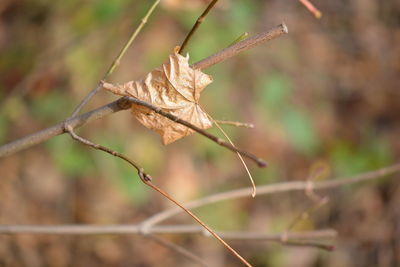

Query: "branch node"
<box><xmin>257</xmin><ymin>159</ymin><xmax>268</xmax><ymax>168</ymax></box>
<box><xmin>138</xmin><ymin>224</ymin><xmax>151</xmax><ymax>235</ymax></box>
<box><xmin>281</xmin><ymin>22</ymin><xmax>289</xmax><ymax>34</ymax></box>
<box><xmin>118</xmin><ymin>97</ymin><xmax>133</xmax><ymax>109</ymax></box>
<box><xmin>138</xmin><ymin>169</ymin><xmax>152</xmax><ymax>182</ymax></box>
<box><xmin>202</xmin><ymin>229</ymin><xmax>212</xmax><ymax>237</ymax></box>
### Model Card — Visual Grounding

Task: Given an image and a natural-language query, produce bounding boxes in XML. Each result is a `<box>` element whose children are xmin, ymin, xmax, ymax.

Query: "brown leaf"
<box><xmin>102</xmin><ymin>47</ymin><xmax>213</xmax><ymax>144</ymax></box>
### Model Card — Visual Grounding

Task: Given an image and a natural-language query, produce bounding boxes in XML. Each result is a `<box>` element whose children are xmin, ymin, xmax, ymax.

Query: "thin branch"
<box><xmin>228</xmin><ymin>32</ymin><xmax>249</xmax><ymax>47</ymax></box>
<box><xmin>299</xmin><ymin>0</ymin><xmax>322</xmax><ymax>19</ymax></box>
<box><xmin>0</xmin><ymin>98</ymin><xmax>130</xmax><ymax>158</ymax></box>
<box><xmin>65</xmin><ymin>124</ymin><xmax>151</xmax><ymax>181</ymax></box>
<box><xmin>210</xmin><ymin>116</ymin><xmax>257</xmax><ymax>196</ymax></box>
<box><xmin>124</xmin><ymin>96</ymin><xmax>266</xmax><ymax>167</ymax></box>
<box><xmin>278</xmin><ymin>240</ymin><xmax>334</xmax><ymax>251</ymax></box>
<box><xmin>0</xmin><ymin>17</ymin><xmax>290</xmax><ymax>267</ymax></box>
<box><xmin>178</xmin><ymin>0</ymin><xmax>219</xmax><ymax>54</ymax></box>
<box><xmin>192</xmin><ymin>23</ymin><xmax>288</xmax><ymax>70</ymax></box>
<box><xmin>146</xmin><ymin>234</ymin><xmax>208</xmax><ymax>267</ymax></box>
<box><xmin>66</xmin><ymin>109</ymin><xmax>252</xmax><ymax>264</ymax></box>
<box><xmin>0</xmin><ymin>223</ymin><xmax>336</xmax><ymax>250</ymax></box>
<box><xmin>214</xmin><ymin>120</ymin><xmax>254</xmax><ymax>128</ymax></box>
<box><xmin>285</xmin><ymin>196</ymin><xmax>329</xmax><ymax>232</ymax></box>
<box><xmin>0</xmin><ymin>24</ymin><xmax>288</xmax><ymax>158</ymax></box>
<box><xmin>140</xmin><ymin>163</ymin><xmax>400</xmax><ymax>228</ymax></box>
<box><xmin>141</xmin><ymin>179</ymin><xmax>252</xmax><ymax>267</ymax></box>
<box><xmin>0</xmin><ymin>224</ymin><xmax>336</xmax><ymax>240</ymax></box>
<box><xmin>61</xmin><ymin>0</ymin><xmax>161</xmax><ymax>182</ymax></box>
<box><xmin>68</xmin><ymin>0</ymin><xmax>161</xmax><ymax>118</ymax></box>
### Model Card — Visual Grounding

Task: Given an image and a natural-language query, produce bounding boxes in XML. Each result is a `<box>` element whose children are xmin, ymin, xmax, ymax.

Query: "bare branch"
<box><xmin>69</xmin><ymin>0</ymin><xmax>161</xmax><ymax>118</ymax></box>
<box><xmin>65</xmin><ymin>123</ymin><xmax>151</xmax><ymax>181</ymax></box>
<box><xmin>228</xmin><ymin>32</ymin><xmax>249</xmax><ymax>47</ymax></box>
<box><xmin>142</xmin><ymin>179</ymin><xmax>252</xmax><ymax>267</ymax></box>
<box><xmin>0</xmin><ymin>98</ymin><xmax>130</xmax><ymax>158</ymax></box>
<box><xmin>0</xmin><ymin>222</ymin><xmax>336</xmax><ymax>251</ymax></box>
<box><xmin>279</xmin><ymin>240</ymin><xmax>334</xmax><ymax>251</ymax></box>
<box><xmin>192</xmin><ymin>23</ymin><xmax>288</xmax><ymax>70</ymax></box>
<box><xmin>299</xmin><ymin>0</ymin><xmax>322</xmax><ymax>19</ymax></box>
<box><xmin>0</xmin><ymin>224</ymin><xmax>336</xmax><ymax>240</ymax></box>
<box><xmin>214</xmin><ymin>119</ymin><xmax>254</xmax><ymax>128</ymax></box>
<box><xmin>178</xmin><ymin>0</ymin><xmax>219</xmax><ymax>54</ymax></box>
<box><xmin>0</xmin><ymin>24</ymin><xmax>288</xmax><ymax>158</ymax></box>
<box><xmin>141</xmin><ymin>163</ymin><xmax>400</xmax><ymax>228</ymax></box>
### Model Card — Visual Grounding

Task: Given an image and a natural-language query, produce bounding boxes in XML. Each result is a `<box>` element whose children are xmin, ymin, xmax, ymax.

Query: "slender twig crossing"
<box><xmin>141</xmin><ymin>163</ymin><xmax>400</xmax><ymax>228</ymax></box>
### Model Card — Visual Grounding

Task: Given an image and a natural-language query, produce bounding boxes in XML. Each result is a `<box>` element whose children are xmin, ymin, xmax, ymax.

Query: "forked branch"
<box><xmin>0</xmin><ymin>24</ymin><xmax>288</xmax><ymax>158</ymax></box>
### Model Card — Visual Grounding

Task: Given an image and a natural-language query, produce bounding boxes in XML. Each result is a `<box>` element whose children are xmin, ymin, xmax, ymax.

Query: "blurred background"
<box><xmin>0</xmin><ymin>0</ymin><xmax>399</xmax><ymax>266</ymax></box>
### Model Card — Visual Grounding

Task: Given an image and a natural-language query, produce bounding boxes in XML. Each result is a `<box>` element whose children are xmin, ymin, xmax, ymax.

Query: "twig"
<box><xmin>220</xmin><ymin>229</ymin><xmax>336</xmax><ymax>241</ymax></box>
<box><xmin>61</xmin><ymin>0</ymin><xmax>161</xmax><ymax>184</ymax></box>
<box><xmin>0</xmin><ymin>222</ymin><xmax>335</xmax><ymax>251</ymax></box>
<box><xmin>0</xmin><ymin>224</ymin><xmax>336</xmax><ymax>240</ymax></box>
<box><xmin>178</xmin><ymin>0</ymin><xmax>219</xmax><ymax>54</ymax></box>
<box><xmin>0</xmin><ymin>223</ymin><xmax>336</xmax><ymax>250</ymax></box>
<box><xmin>192</xmin><ymin>23</ymin><xmax>288</xmax><ymax>70</ymax></box>
<box><xmin>59</xmin><ymin>130</ymin><xmax>253</xmax><ymax>266</ymax></box>
<box><xmin>146</xmin><ymin>234</ymin><xmax>208</xmax><ymax>267</ymax></box>
<box><xmin>285</xmin><ymin>197</ymin><xmax>329</xmax><ymax>232</ymax></box>
<box><xmin>214</xmin><ymin>120</ymin><xmax>254</xmax><ymax>128</ymax></box>
<box><xmin>141</xmin><ymin>179</ymin><xmax>252</xmax><ymax>267</ymax></box>
<box><xmin>228</xmin><ymin>32</ymin><xmax>249</xmax><ymax>47</ymax></box>
<box><xmin>140</xmin><ymin>163</ymin><xmax>400</xmax><ymax>228</ymax></box>
<box><xmin>65</xmin><ymin>124</ymin><xmax>151</xmax><ymax>181</ymax></box>
<box><xmin>68</xmin><ymin>0</ymin><xmax>161</xmax><ymax>118</ymax></box>
<box><xmin>124</xmin><ymin>96</ymin><xmax>266</xmax><ymax>167</ymax></box>
<box><xmin>210</xmin><ymin>117</ymin><xmax>257</xmax><ymax>196</ymax></box>
<box><xmin>299</xmin><ymin>0</ymin><xmax>322</xmax><ymax>19</ymax></box>
<box><xmin>0</xmin><ymin>24</ymin><xmax>288</xmax><ymax>158</ymax></box>
<box><xmin>284</xmin><ymin>168</ymin><xmax>330</xmax><ymax>234</ymax></box>
<box><xmin>0</xmin><ymin>98</ymin><xmax>130</xmax><ymax>158</ymax></box>
<box><xmin>278</xmin><ymin>240</ymin><xmax>334</xmax><ymax>251</ymax></box>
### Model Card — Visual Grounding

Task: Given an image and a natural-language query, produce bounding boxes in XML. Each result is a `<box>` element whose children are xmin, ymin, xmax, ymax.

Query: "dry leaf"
<box><xmin>102</xmin><ymin>47</ymin><xmax>213</xmax><ymax>144</ymax></box>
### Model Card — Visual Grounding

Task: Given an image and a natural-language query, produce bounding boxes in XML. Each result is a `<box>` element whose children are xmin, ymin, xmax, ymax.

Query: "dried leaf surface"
<box><xmin>102</xmin><ymin>47</ymin><xmax>213</xmax><ymax>144</ymax></box>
